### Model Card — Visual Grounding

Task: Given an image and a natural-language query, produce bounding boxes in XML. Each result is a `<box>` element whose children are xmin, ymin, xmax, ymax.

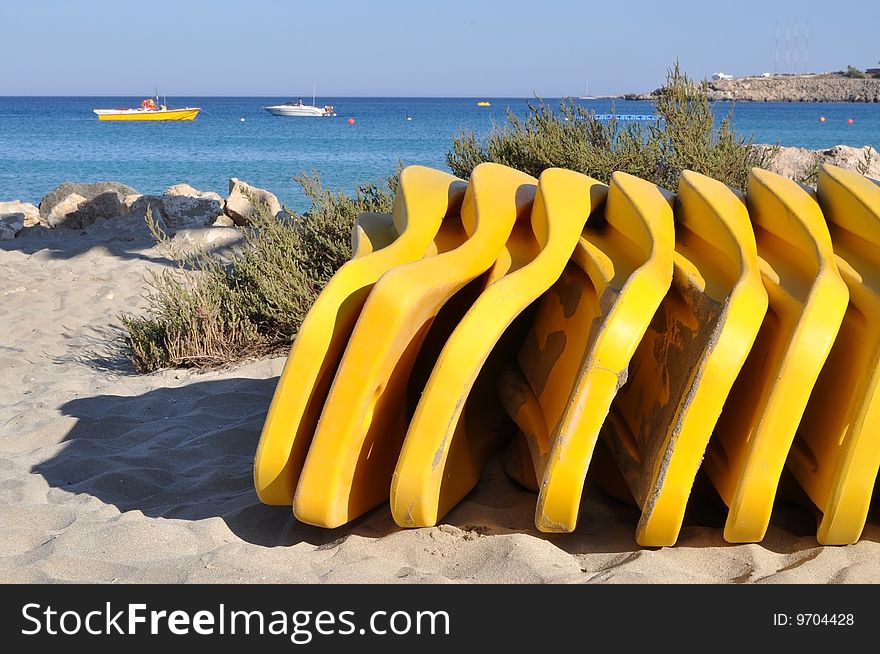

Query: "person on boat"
<box><xmin>140</xmin><ymin>98</ymin><xmax>158</xmax><ymax>111</ymax></box>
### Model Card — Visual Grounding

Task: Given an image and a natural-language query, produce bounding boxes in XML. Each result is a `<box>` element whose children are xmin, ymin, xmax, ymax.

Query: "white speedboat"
<box><xmin>264</xmin><ymin>89</ymin><xmax>336</xmax><ymax>117</ymax></box>
<box><xmin>264</xmin><ymin>100</ymin><xmax>335</xmax><ymax>117</ymax></box>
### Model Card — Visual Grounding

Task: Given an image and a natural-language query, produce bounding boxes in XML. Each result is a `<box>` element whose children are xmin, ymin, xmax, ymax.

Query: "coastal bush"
<box><xmin>795</xmin><ymin>152</ymin><xmax>823</xmax><ymax>186</ymax></box>
<box><xmin>123</xmin><ymin>63</ymin><xmax>772</xmax><ymax>373</ymax></box>
<box><xmin>447</xmin><ymin>62</ymin><xmax>775</xmax><ymax>191</ymax></box>
<box><xmin>121</xmin><ymin>174</ymin><xmax>396</xmax><ymax>371</ymax></box>
<box><xmin>857</xmin><ymin>147</ymin><xmax>875</xmax><ymax>176</ymax></box>
<box><xmin>845</xmin><ymin>65</ymin><xmax>866</xmax><ymax>79</ymax></box>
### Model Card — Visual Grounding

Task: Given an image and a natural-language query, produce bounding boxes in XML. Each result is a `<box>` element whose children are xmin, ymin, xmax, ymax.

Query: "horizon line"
<box><xmin>0</xmin><ymin>94</ymin><xmax>630</xmax><ymax>99</ymax></box>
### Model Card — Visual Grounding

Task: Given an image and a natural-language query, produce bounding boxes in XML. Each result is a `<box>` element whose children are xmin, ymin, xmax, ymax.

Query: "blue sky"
<box><xmin>1</xmin><ymin>0</ymin><xmax>877</xmax><ymax>96</ymax></box>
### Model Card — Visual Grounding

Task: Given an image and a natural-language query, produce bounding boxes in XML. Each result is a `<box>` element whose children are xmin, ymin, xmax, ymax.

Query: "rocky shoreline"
<box><xmin>1</xmin><ymin>149</ymin><xmax>878</xmax><ymax>241</ymax></box>
<box><xmin>760</xmin><ymin>144</ymin><xmax>880</xmax><ymax>181</ymax></box>
<box><xmin>0</xmin><ymin>177</ymin><xmax>286</xmax><ymax>241</ymax></box>
<box><xmin>626</xmin><ymin>73</ymin><xmax>880</xmax><ymax>103</ymax></box>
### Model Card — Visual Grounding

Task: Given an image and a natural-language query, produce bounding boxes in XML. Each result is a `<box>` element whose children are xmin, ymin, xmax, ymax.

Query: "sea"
<box><xmin>1</xmin><ymin>96</ymin><xmax>878</xmax><ymax>211</ymax></box>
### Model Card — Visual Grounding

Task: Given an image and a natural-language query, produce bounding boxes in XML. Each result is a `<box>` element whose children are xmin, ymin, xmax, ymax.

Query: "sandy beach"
<box><xmin>2</xmin><ymin>210</ymin><xmax>879</xmax><ymax>584</ymax></box>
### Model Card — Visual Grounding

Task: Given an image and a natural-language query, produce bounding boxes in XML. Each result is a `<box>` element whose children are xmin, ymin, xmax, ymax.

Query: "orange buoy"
<box><xmin>348</xmin><ymin>118</ymin><xmax>355</xmax><ymax>126</ymax></box>
<box><xmin>847</xmin><ymin>118</ymin><xmax>854</xmax><ymax>125</ymax></box>
<box><xmin>819</xmin><ymin>116</ymin><xmax>826</xmax><ymax>122</ymax></box>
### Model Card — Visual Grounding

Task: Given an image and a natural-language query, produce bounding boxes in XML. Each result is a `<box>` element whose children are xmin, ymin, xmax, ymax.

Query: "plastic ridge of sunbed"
<box><xmin>500</xmin><ymin>171</ymin><xmax>675</xmax><ymax>534</ymax></box>
<box><xmin>601</xmin><ymin>170</ymin><xmax>768</xmax><ymax>547</ymax></box>
<box><xmin>390</xmin><ymin>168</ymin><xmax>608</xmax><ymax>528</ymax></box>
<box><xmin>253</xmin><ymin>166</ymin><xmax>466</xmax><ymax>506</ymax></box>
<box><xmin>704</xmin><ymin>168</ymin><xmax>848</xmax><ymax>543</ymax></box>
<box><xmin>293</xmin><ymin>163</ymin><xmax>537</xmax><ymax>528</ymax></box>
<box><xmin>788</xmin><ymin>163</ymin><xmax>880</xmax><ymax>545</ymax></box>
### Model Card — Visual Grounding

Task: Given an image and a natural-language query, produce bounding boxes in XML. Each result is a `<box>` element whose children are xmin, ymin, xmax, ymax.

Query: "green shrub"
<box><xmin>123</xmin><ymin>63</ymin><xmax>774</xmax><ymax>373</ymax></box>
<box><xmin>121</xmin><ymin>174</ymin><xmax>395</xmax><ymax>372</ymax></box>
<box><xmin>856</xmin><ymin>147</ymin><xmax>875</xmax><ymax>176</ymax></box>
<box><xmin>845</xmin><ymin>65</ymin><xmax>866</xmax><ymax>79</ymax></box>
<box><xmin>448</xmin><ymin>62</ymin><xmax>776</xmax><ymax>191</ymax></box>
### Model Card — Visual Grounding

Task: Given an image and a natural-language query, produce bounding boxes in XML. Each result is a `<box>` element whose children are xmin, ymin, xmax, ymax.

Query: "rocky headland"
<box><xmin>709</xmin><ymin>73</ymin><xmax>880</xmax><ymax>103</ymax></box>
<box><xmin>625</xmin><ymin>73</ymin><xmax>880</xmax><ymax>103</ymax></box>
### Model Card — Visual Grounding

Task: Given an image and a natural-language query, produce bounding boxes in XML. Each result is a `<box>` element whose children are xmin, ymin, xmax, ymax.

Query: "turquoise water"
<box><xmin>1</xmin><ymin>97</ymin><xmax>878</xmax><ymax>210</ymax></box>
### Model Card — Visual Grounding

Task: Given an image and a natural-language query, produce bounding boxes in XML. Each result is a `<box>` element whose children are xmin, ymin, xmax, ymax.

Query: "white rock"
<box><xmin>46</xmin><ymin>193</ymin><xmax>87</xmax><ymax>228</ymax></box>
<box><xmin>164</xmin><ymin>183</ymin><xmax>202</xmax><ymax>197</ymax></box>
<box><xmin>159</xmin><ymin>195</ymin><xmax>223</xmax><ymax>230</ymax></box>
<box><xmin>122</xmin><ymin>194</ymin><xmax>142</xmax><ymax>214</ymax></box>
<box><xmin>211</xmin><ymin>215</ymin><xmax>236</xmax><ymax>228</ymax></box>
<box><xmin>39</xmin><ymin>181</ymin><xmax>136</xmax><ymax>221</ymax></box>
<box><xmin>201</xmin><ymin>191</ymin><xmax>225</xmax><ymax>204</ymax></box>
<box><xmin>164</xmin><ymin>183</ymin><xmax>224</xmax><ymax>204</ymax></box>
<box><xmin>0</xmin><ymin>200</ymin><xmax>41</xmax><ymax>228</ymax></box>
<box><xmin>169</xmin><ymin>226</ymin><xmax>244</xmax><ymax>261</ymax></box>
<box><xmin>759</xmin><ymin>144</ymin><xmax>880</xmax><ymax>182</ymax></box>
<box><xmin>224</xmin><ymin>178</ymin><xmax>285</xmax><ymax>226</ymax></box>
<box><xmin>821</xmin><ymin>145</ymin><xmax>880</xmax><ymax>178</ymax></box>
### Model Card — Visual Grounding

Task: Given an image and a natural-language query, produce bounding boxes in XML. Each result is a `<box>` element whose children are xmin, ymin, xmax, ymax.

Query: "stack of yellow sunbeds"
<box><xmin>254</xmin><ymin>161</ymin><xmax>880</xmax><ymax>547</ymax></box>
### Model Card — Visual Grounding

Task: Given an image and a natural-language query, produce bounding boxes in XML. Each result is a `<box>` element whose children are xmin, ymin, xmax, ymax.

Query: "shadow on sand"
<box><xmin>0</xmin><ymin>213</ymin><xmax>177</xmax><ymax>265</ymax></box>
<box><xmin>32</xmin><ymin>373</ymin><xmax>845</xmax><ymax>556</ymax></box>
<box><xmin>31</xmin><ymin>375</ymin><xmax>401</xmax><ymax>548</ymax></box>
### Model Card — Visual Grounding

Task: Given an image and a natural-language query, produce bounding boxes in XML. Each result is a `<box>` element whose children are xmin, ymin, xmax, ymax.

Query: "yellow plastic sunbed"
<box><xmin>293</xmin><ymin>163</ymin><xmax>538</xmax><ymax>528</ymax></box>
<box><xmin>703</xmin><ymin>169</ymin><xmax>848</xmax><ymax>543</ymax></box>
<box><xmin>787</xmin><ymin>163</ymin><xmax>880</xmax><ymax>544</ymax></box>
<box><xmin>390</xmin><ymin>169</ymin><xmax>609</xmax><ymax>528</ymax></box>
<box><xmin>497</xmin><ymin>171</ymin><xmax>676</xmax><ymax>533</ymax></box>
<box><xmin>253</xmin><ymin>166</ymin><xmax>466</xmax><ymax>506</ymax></box>
<box><xmin>601</xmin><ymin>170</ymin><xmax>768</xmax><ymax>547</ymax></box>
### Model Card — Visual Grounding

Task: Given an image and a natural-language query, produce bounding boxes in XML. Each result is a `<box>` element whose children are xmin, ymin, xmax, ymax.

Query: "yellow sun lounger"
<box><xmin>294</xmin><ymin>163</ymin><xmax>538</xmax><ymax>528</ymax></box>
<box><xmin>350</xmin><ymin>211</ymin><xmax>398</xmax><ymax>257</ymax></box>
<box><xmin>703</xmin><ymin>169</ymin><xmax>848</xmax><ymax>543</ymax></box>
<box><xmin>390</xmin><ymin>169</ymin><xmax>609</xmax><ymax>528</ymax></box>
<box><xmin>497</xmin><ymin>171</ymin><xmax>676</xmax><ymax>533</ymax></box>
<box><xmin>787</xmin><ymin>163</ymin><xmax>880</xmax><ymax>544</ymax></box>
<box><xmin>601</xmin><ymin>170</ymin><xmax>767</xmax><ymax>547</ymax></box>
<box><xmin>253</xmin><ymin>166</ymin><xmax>467</xmax><ymax>506</ymax></box>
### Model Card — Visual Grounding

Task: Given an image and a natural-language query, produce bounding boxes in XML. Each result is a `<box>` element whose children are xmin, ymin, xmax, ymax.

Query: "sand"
<box><xmin>2</xmin><ymin>213</ymin><xmax>879</xmax><ymax>584</ymax></box>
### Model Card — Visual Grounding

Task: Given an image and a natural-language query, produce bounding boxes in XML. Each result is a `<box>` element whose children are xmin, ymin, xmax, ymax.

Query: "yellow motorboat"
<box><xmin>93</xmin><ymin>97</ymin><xmax>200</xmax><ymax>121</ymax></box>
<box><xmin>477</xmin><ymin>101</ymin><xmax>491</xmax><ymax>107</ymax></box>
